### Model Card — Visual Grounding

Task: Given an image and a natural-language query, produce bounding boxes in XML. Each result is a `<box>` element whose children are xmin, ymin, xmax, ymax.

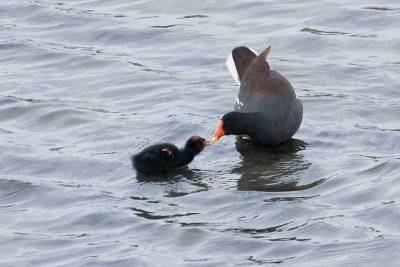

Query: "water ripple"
<box><xmin>1</xmin><ymin>0</ymin><xmax>400</xmax><ymax>266</ymax></box>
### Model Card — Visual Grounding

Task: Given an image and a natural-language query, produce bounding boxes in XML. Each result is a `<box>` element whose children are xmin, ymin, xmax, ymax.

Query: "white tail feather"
<box><xmin>225</xmin><ymin>48</ymin><xmax>258</xmax><ymax>85</ymax></box>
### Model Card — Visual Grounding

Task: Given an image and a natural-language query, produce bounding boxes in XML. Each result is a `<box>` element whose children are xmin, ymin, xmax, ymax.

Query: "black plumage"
<box><xmin>132</xmin><ymin>136</ymin><xmax>209</xmax><ymax>174</ymax></box>
<box><xmin>213</xmin><ymin>45</ymin><xmax>303</xmax><ymax>146</ymax></box>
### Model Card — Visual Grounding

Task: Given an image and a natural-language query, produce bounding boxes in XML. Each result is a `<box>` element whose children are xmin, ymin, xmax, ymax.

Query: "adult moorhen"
<box><xmin>213</xmin><ymin>45</ymin><xmax>303</xmax><ymax>146</ymax></box>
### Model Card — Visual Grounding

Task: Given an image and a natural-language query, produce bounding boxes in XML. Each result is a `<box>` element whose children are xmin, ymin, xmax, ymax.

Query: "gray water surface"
<box><xmin>1</xmin><ymin>0</ymin><xmax>400</xmax><ymax>266</ymax></box>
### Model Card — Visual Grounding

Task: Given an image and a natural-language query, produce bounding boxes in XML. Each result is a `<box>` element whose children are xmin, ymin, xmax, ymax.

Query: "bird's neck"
<box><xmin>175</xmin><ymin>145</ymin><xmax>198</xmax><ymax>168</ymax></box>
<box><xmin>231</xmin><ymin>112</ymin><xmax>261</xmax><ymax>136</ymax></box>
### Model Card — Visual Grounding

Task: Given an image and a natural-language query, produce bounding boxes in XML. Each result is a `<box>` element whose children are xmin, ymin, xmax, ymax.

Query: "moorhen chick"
<box><xmin>132</xmin><ymin>136</ymin><xmax>210</xmax><ymax>174</ymax></box>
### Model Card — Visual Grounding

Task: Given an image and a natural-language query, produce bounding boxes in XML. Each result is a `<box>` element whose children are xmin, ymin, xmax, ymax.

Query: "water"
<box><xmin>1</xmin><ymin>0</ymin><xmax>399</xmax><ymax>266</ymax></box>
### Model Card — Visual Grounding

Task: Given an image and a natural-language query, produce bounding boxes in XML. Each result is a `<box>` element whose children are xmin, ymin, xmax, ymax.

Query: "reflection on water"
<box><xmin>232</xmin><ymin>137</ymin><xmax>323</xmax><ymax>191</ymax></box>
<box><xmin>364</xmin><ymin>6</ymin><xmax>397</xmax><ymax>11</ymax></box>
<box><xmin>300</xmin><ymin>27</ymin><xmax>377</xmax><ymax>38</ymax></box>
<box><xmin>178</xmin><ymin>14</ymin><xmax>208</xmax><ymax>19</ymax></box>
<box><xmin>129</xmin><ymin>206</ymin><xmax>200</xmax><ymax>220</ymax></box>
<box><xmin>136</xmin><ymin>167</ymin><xmax>211</xmax><ymax>196</ymax></box>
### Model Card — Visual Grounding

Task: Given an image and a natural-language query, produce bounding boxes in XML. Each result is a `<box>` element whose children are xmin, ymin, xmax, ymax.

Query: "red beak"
<box><xmin>212</xmin><ymin>120</ymin><xmax>225</xmax><ymax>143</ymax></box>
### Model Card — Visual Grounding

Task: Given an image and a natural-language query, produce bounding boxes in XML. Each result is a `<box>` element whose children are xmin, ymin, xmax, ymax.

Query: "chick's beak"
<box><xmin>202</xmin><ymin>139</ymin><xmax>212</xmax><ymax>147</ymax></box>
<box><xmin>212</xmin><ymin>120</ymin><xmax>225</xmax><ymax>143</ymax></box>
